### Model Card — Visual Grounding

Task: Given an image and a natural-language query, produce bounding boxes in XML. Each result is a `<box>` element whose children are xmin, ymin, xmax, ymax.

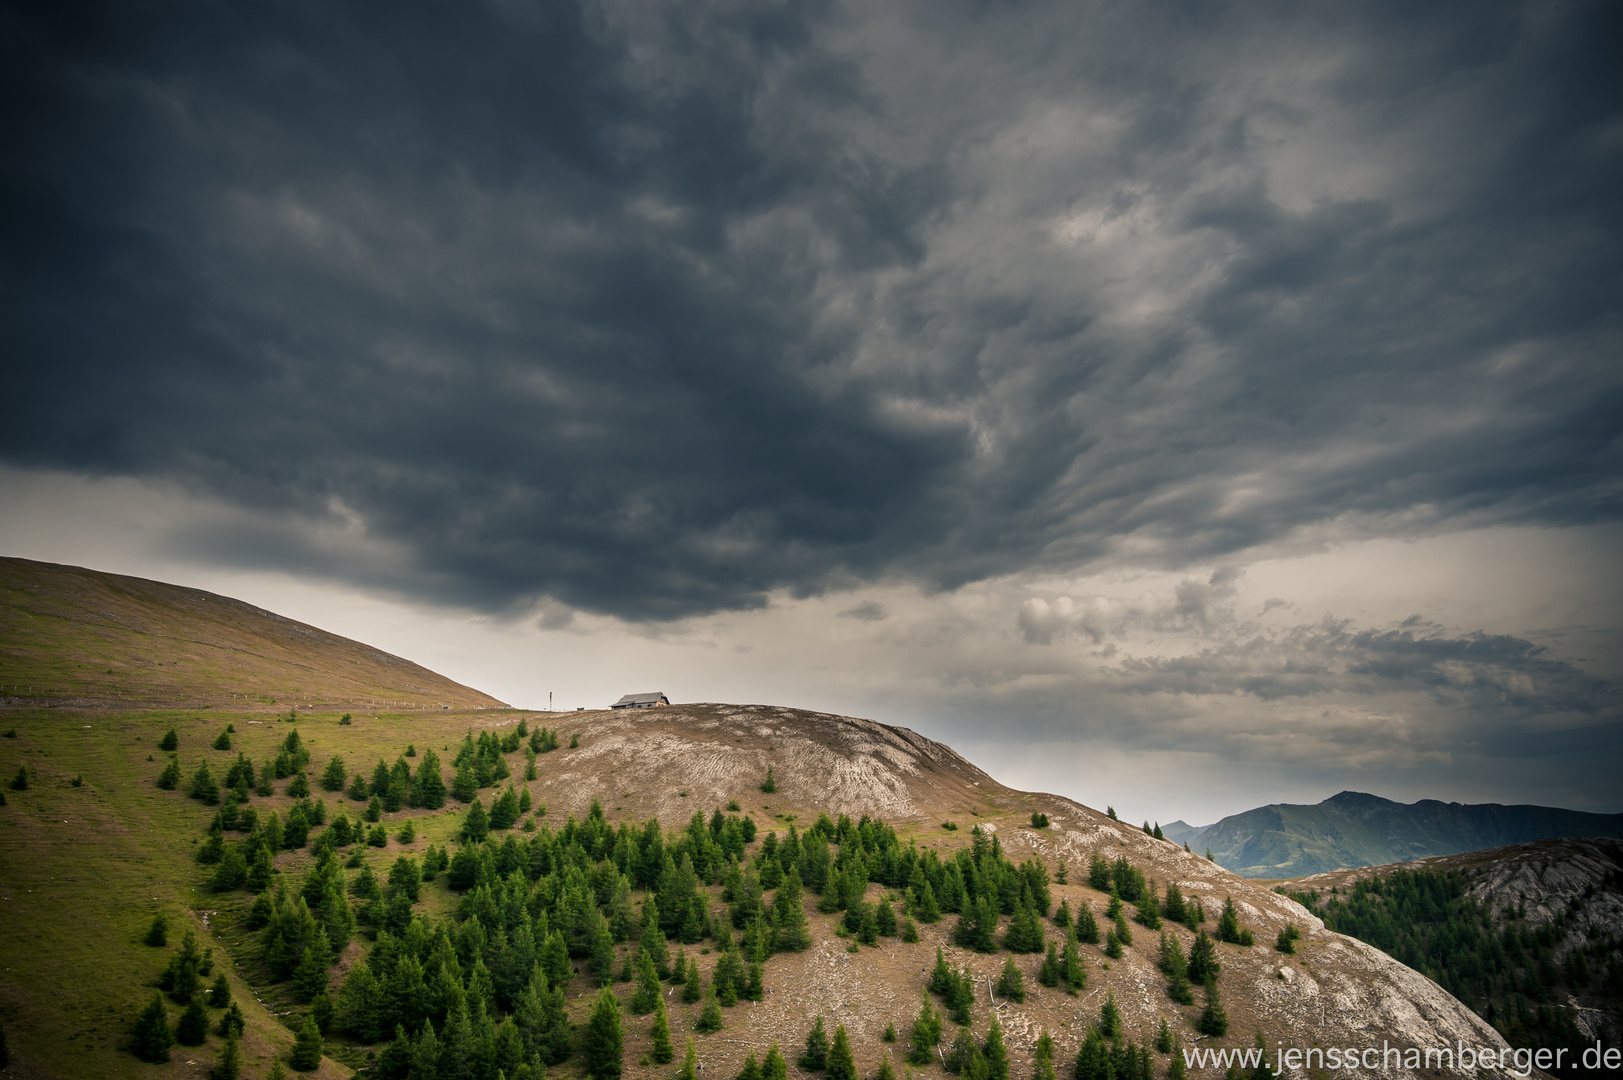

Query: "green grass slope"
<box><xmin>0</xmin><ymin>557</ymin><xmax>506</xmax><ymax>711</ymax></box>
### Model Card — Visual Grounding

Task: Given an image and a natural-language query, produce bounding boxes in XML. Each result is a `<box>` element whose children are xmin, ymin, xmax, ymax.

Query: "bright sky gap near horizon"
<box><xmin>3</xmin><ymin>0</ymin><xmax>1619</xmax><ymax>828</ymax></box>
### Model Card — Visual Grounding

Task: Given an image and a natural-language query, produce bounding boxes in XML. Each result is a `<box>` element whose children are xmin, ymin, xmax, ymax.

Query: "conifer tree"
<box><xmin>145</xmin><ymin>912</ymin><xmax>170</xmax><ymax>946</ymax></box>
<box><xmin>1113</xmin><ymin>909</ymin><xmax>1133</xmax><ymax>947</ymax></box>
<box><xmin>1186</xmin><ymin>930</ymin><xmax>1220</xmax><ymax>985</ymax></box>
<box><xmin>901</xmin><ymin>913</ymin><xmax>920</xmax><ymax>943</ymax></box>
<box><xmin>191</xmin><ymin>761</ymin><xmax>220</xmax><ymax>804</ymax></box>
<box><xmin>289</xmin><ymin>1014</ymin><xmax>324</xmax><ymax>1070</ymax></box>
<box><xmin>490</xmin><ymin>785</ymin><xmax>521</xmax><ymax>830</ymax></box>
<box><xmin>826</xmin><ymin>1024</ymin><xmax>857</xmax><ymax>1080</ymax></box>
<box><xmin>1053</xmin><ymin>898</ymin><xmax>1071</xmax><ymax>927</ymax></box>
<box><xmin>876</xmin><ymin>899</ymin><xmax>898</xmax><ymax>937</ymax></box>
<box><xmin>682</xmin><ymin>955</ymin><xmax>703</xmax><ymax>1002</ymax></box>
<box><xmin>1098</xmin><ymin>991</ymin><xmax>1120</xmax><ymax>1038</ymax></box>
<box><xmin>764</xmin><ymin>1041</ymin><xmax>789</xmax><ymax>1080</ymax></box>
<box><xmin>678</xmin><ymin>1038</ymin><xmax>700</xmax><ymax>1080</ymax></box>
<box><xmin>209</xmin><ymin>973</ymin><xmax>231</xmax><ymax>1008</ymax></box>
<box><xmin>1136</xmin><ymin>893</ymin><xmax>1162</xmax><ymax>930</ymax></box>
<box><xmin>413</xmin><ymin>749</ymin><xmax>447</xmax><ymax>808</ymax></box>
<box><xmin>584</xmin><ymin>986</ymin><xmax>624</xmax><ymax>1080</ymax></box>
<box><xmin>648</xmin><ymin>996</ymin><xmax>675</xmax><ymax>1064</ymax></box>
<box><xmin>874</xmin><ymin>1052</ymin><xmax>897</xmax><ymax>1080</ymax></box>
<box><xmin>210</xmin><ymin>1030</ymin><xmax>243</xmax><ymax>1080</ymax></box>
<box><xmin>1196</xmin><ymin>979</ymin><xmax>1228</xmax><ymax>1037</ymax></box>
<box><xmin>1216</xmin><ymin>897</ymin><xmax>1242</xmax><ymax>944</ymax></box>
<box><xmin>908</xmin><ymin>997</ymin><xmax>942</xmax><ymax>1065</ymax></box>
<box><xmin>294</xmin><ymin>926</ymin><xmax>333</xmax><ymax>1001</ymax></box>
<box><xmin>1166</xmin><ymin>1036</ymin><xmax>1186</xmax><ymax>1080</ymax></box>
<box><xmin>695</xmin><ymin>984</ymin><xmax>724</xmax><ymax>1033</ymax></box>
<box><xmin>1037</xmin><ymin>941</ymin><xmax>1061</xmax><ymax>988</ymax></box>
<box><xmin>1033</xmin><ymin>1030</ymin><xmax>1056</xmax><ymax>1080</ymax></box>
<box><xmin>983</xmin><ymin>1012</ymin><xmax>1009</xmax><ymax>1080</ymax></box>
<box><xmin>214</xmin><ymin>729</ymin><xmax>232</xmax><ymax>751</ymax></box>
<box><xmin>321</xmin><ymin>755</ymin><xmax>347</xmax><ymax>792</ymax></box>
<box><xmin>157</xmin><ymin>756</ymin><xmax>182</xmax><ymax>789</ymax></box>
<box><xmin>1074</xmin><ymin>900</ymin><xmax>1099</xmax><ymax>945</ymax></box>
<box><xmin>945</xmin><ymin>1026</ymin><xmax>982</xmax><ymax>1078</ymax></box>
<box><xmin>175</xmin><ymin>994</ymin><xmax>210</xmax><ymax>1046</ymax></box>
<box><xmin>1160</xmin><ymin>932</ymin><xmax>1193</xmax><ymax>1004</ymax></box>
<box><xmin>1274</xmin><ymin>924</ymin><xmax>1298</xmax><ymax>955</ymax></box>
<box><xmin>1155</xmin><ymin>1018</ymin><xmax>1172</xmax><ymax>1054</ymax></box>
<box><xmin>745</xmin><ymin>960</ymin><xmax>764</xmax><ymax>1002</ymax></box>
<box><xmin>452</xmin><ymin>760</ymin><xmax>479</xmax><ymax>803</ymax></box>
<box><xmin>1003</xmin><ymin>900</ymin><xmax>1044</xmax><ymax>953</ymax></box>
<box><xmin>739</xmin><ymin>1052</ymin><xmax>764</xmax><ymax>1080</ymax></box>
<box><xmin>1060</xmin><ymin>934</ymin><xmax>1086</xmax><ymax>994</ymax></box>
<box><xmin>287</xmin><ymin>770</ymin><xmax>310</xmax><ymax>799</ymax></box>
<box><xmin>159</xmin><ymin>727</ymin><xmax>179</xmax><ymax>751</ymax></box>
<box><xmin>463</xmin><ymin>798</ymin><xmax>490</xmax><ymax>842</ymax></box>
<box><xmin>760</xmin><ymin>766</ymin><xmax>777</xmax><ymax>793</ymax></box>
<box><xmin>799</xmin><ymin>1015</ymin><xmax>830</xmax><ymax>1070</ymax></box>
<box><xmin>914</xmin><ymin>880</ymin><xmax>941</xmax><ymax>923</ymax></box>
<box><xmin>630</xmin><ymin>949</ymin><xmax>661</xmax><ymax>1014</ymax></box>
<box><xmin>347</xmin><ymin>771</ymin><xmax>370</xmax><ymax>802</ymax></box>
<box><xmin>996</xmin><ymin>955</ymin><xmax>1026</xmax><ymax>1003</ymax></box>
<box><xmin>130</xmin><ymin>992</ymin><xmax>174</xmax><ymax>1063</ymax></box>
<box><xmin>771</xmin><ymin>866</ymin><xmax>812</xmax><ymax>952</ymax></box>
<box><xmin>1162</xmin><ymin>883</ymin><xmax>1187</xmax><ymax>926</ymax></box>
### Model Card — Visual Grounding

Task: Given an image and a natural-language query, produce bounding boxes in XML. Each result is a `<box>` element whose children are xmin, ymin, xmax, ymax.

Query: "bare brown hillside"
<box><xmin>0</xmin><ymin>557</ymin><xmax>505</xmax><ymax>710</ymax></box>
<box><xmin>516</xmin><ymin>702</ymin><xmax>1527</xmax><ymax>1079</ymax></box>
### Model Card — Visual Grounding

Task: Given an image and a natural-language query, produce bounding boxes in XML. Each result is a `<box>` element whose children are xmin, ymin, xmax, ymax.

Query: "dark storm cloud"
<box><xmin>4</xmin><ymin>0</ymin><xmax>1621</xmax><ymax>619</ymax></box>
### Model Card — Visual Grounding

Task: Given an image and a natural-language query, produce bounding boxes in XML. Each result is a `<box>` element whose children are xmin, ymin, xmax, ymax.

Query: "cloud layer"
<box><xmin>5</xmin><ymin>0</ymin><xmax>1620</xmax><ymax>621</ymax></box>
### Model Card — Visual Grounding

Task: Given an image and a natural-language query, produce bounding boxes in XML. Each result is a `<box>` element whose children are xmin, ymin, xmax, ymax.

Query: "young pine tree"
<box><xmin>826</xmin><ymin>1025</ymin><xmax>857</xmax><ymax>1080</ymax></box>
<box><xmin>144</xmin><ymin>912</ymin><xmax>170</xmax><ymax>947</ymax></box>
<box><xmin>908</xmin><ymin>998</ymin><xmax>942</xmax><ymax>1065</ymax></box>
<box><xmin>463</xmin><ymin>798</ymin><xmax>490</xmax><ymax>841</ymax></box>
<box><xmin>983</xmin><ymin>1012</ymin><xmax>1009</xmax><ymax>1080</ymax></box>
<box><xmin>1216</xmin><ymin>897</ymin><xmax>1243</xmax><ymax>945</ymax></box>
<box><xmin>649</xmin><ymin>997</ymin><xmax>675</xmax><ymax>1064</ymax></box>
<box><xmin>157</xmin><ymin>756</ymin><xmax>182</xmax><ymax>790</ymax></box>
<box><xmin>130</xmin><ymin>992</ymin><xmax>175</xmax><ymax>1063</ymax></box>
<box><xmin>630</xmin><ymin>949</ymin><xmax>661</xmax><ymax>1014</ymax></box>
<box><xmin>678</xmin><ymin>1038</ymin><xmax>700</xmax><ymax>1080</ymax></box>
<box><xmin>584</xmin><ymin>986</ymin><xmax>624</xmax><ymax>1080</ymax></box>
<box><xmin>1033</xmin><ymin>1030</ymin><xmax>1056</xmax><ymax>1080</ymax></box>
<box><xmin>1098</xmin><ymin>991</ymin><xmax>1120</xmax><ymax>1038</ymax></box>
<box><xmin>289</xmin><ymin>1014</ymin><xmax>324</xmax><ymax>1071</ymax></box>
<box><xmin>800</xmin><ymin>1015</ymin><xmax>830</xmax><ymax>1070</ymax></box>
<box><xmin>1197</xmin><ymin>979</ymin><xmax>1228</xmax><ymax>1037</ymax></box>
<box><xmin>209</xmin><ymin>1030</ymin><xmax>243</xmax><ymax>1080</ymax></box>
<box><xmin>695</xmin><ymin>984</ymin><xmax>724</xmax><ymax>1033</ymax></box>
<box><xmin>996</xmin><ymin>955</ymin><xmax>1026</xmax><ymax>1003</ymax></box>
<box><xmin>159</xmin><ymin>727</ymin><xmax>179</xmax><ymax>751</ymax></box>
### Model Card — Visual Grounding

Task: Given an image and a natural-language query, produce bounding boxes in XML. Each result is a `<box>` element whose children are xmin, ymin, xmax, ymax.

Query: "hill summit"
<box><xmin>0</xmin><ymin>556</ymin><xmax>506</xmax><ymax>710</ymax></box>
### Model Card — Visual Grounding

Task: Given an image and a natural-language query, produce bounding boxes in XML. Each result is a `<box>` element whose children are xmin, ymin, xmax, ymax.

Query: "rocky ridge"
<box><xmin>522</xmin><ymin>702</ymin><xmax>1526</xmax><ymax>1078</ymax></box>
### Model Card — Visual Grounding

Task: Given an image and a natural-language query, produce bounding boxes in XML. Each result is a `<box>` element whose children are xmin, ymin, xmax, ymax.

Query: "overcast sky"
<box><xmin>4</xmin><ymin>0</ymin><xmax>1620</xmax><ymax>826</ymax></box>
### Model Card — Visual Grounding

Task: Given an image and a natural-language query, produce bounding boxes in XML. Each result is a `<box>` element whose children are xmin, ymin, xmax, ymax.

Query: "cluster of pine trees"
<box><xmin>342</xmin><ymin>747</ymin><xmax>448</xmax><ymax>812</ymax></box>
<box><xmin>1288</xmin><ymin>868</ymin><xmax>1618</xmax><ymax>1072</ymax></box>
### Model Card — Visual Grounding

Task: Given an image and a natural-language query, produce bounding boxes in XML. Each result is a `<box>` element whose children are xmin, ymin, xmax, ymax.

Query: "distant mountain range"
<box><xmin>1165</xmin><ymin>790</ymin><xmax>1623</xmax><ymax>878</ymax></box>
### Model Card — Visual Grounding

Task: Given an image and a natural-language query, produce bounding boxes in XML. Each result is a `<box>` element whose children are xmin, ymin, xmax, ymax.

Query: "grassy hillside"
<box><xmin>1194</xmin><ymin>790</ymin><xmax>1623</xmax><ymax>878</ymax></box>
<box><xmin>0</xmin><ymin>563</ymin><xmax>1518</xmax><ymax>1080</ymax></box>
<box><xmin>0</xmin><ymin>558</ymin><xmax>506</xmax><ymax>711</ymax></box>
